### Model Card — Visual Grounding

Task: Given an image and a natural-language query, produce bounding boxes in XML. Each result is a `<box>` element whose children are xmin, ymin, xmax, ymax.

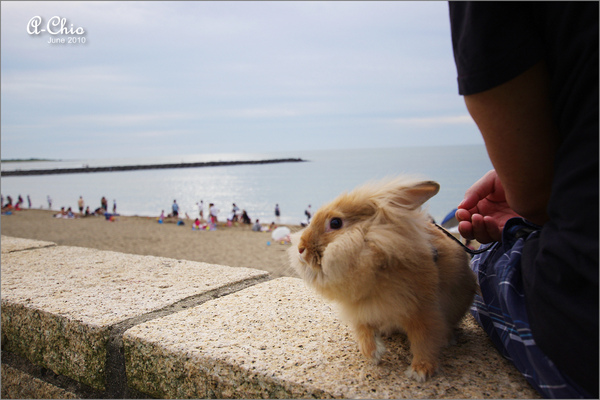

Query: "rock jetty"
<box><xmin>1</xmin><ymin>158</ymin><xmax>306</xmax><ymax>177</ymax></box>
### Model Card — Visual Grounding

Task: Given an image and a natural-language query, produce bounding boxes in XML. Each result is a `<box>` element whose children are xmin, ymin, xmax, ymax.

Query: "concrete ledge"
<box><xmin>1</xmin><ymin>236</ymin><xmax>55</xmax><ymax>254</ymax></box>
<box><xmin>1</xmin><ymin>236</ymin><xmax>269</xmax><ymax>396</ymax></box>
<box><xmin>1</xmin><ymin>236</ymin><xmax>539</xmax><ymax>398</ymax></box>
<box><xmin>1</xmin><ymin>364</ymin><xmax>78</xmax><ymax>399</ymax></box>
<box><xmin>1</xmin><ymin>301</ymin><xmax>110</xmax><ymax>390</ymax></box>
<box><xmin>124</xmin><ymin>277</ymin><xmax>538</xmax><ymax>399</ymax></box>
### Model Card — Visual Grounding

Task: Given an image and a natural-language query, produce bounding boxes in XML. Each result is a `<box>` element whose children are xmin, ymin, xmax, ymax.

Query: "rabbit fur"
<box><xmin>288</xmin><ymin>177</ymin><xmax>477</xmax><ymax>382</ymax></box>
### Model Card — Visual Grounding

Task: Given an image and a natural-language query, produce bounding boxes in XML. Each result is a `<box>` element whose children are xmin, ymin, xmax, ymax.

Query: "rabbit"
<box><xmin>288</xmin><ymin>177</ymin><xmax>478</xmax><ymax>382</ymax></box>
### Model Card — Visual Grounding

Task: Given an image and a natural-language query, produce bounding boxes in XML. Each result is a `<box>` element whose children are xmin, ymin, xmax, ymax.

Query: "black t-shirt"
<box><xmin>449</xmin><ymin>2</ymin><xmax>598</xmax><ymax>396</ymax></box>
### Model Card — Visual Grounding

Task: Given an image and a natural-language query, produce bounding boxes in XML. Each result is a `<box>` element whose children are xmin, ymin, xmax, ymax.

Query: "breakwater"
<box><xmin>1</xmin><ymin>158</ymin><xmax>306</xmax><ymax>177</ymax></box>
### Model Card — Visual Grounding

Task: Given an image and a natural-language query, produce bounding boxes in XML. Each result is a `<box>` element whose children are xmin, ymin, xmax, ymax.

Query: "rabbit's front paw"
<box><xmin>404</xmin><ymin>360</ymin><xmax>438</xmax><ymax>382</ymax></box>
<box><xmin>356</xmin><ymin>324</ymin><xmax>386</xmax><ymax>364</ymax></box>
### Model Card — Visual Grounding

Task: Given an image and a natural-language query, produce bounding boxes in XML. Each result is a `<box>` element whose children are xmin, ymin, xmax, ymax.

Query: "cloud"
<box><xmin>1</xmin><ymin>1</ymin><xmax>473</xmax><ymax>159</ymax></box>
<box><xmin>225</xmin><ymin>108</ymin><xmax>302</xmax><ymax>119</ymax></box>
<box><xmin>0</xmin><ymin>65</ymin><xmax>152</xmax><ymax>106</ymax></box>
<box><xmin>133</xmin><ymin>129</ymin><xmax>195</xmax><ymax>138</ymax></box>
<box><xmin>386</xmin><ymin>115</ymin><xmax>475</xmax><ymax>127</ymax></box>
<box><xmin>54</xmin><ymin>112</ymin><xmax>197</xmax><ymax>127</ymax></box>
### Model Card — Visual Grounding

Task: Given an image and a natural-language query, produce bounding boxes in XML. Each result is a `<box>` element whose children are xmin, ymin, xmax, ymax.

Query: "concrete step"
<box><xmin>1</xmin><ymin>236</ymin><xmax>269</xmax><ymax>397</ymax></box>
<box><xmin>1</xmin><ymin>236</ymin><xmax>539</xmax><ymax>398</ymax></box>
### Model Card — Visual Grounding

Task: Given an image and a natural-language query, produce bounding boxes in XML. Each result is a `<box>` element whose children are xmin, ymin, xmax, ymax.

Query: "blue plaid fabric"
<box><xmin>470</xmin><ymin>217</ymin><xmax>591</xmax><ymax>398</ymax></box>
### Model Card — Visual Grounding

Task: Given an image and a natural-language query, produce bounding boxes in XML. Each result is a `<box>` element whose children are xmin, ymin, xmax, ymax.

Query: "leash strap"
<box><xmin>433</xmin><ymin>223</ymin><xmax>498</xmax><ymax>255</ymax></box>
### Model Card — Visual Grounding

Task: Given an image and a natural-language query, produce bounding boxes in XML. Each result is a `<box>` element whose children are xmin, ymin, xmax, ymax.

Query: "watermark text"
<box><xmin>27</xmin><ymin>16</ymin><xmax>87</xmax><ymax>44</ymax></box>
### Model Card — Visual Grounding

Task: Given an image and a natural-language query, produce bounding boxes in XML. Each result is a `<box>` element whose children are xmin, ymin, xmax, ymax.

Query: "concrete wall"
<box><xmin>1</xmin><ymin>236</ymin><xmax>539</xmax><ymax>398</ymax></box>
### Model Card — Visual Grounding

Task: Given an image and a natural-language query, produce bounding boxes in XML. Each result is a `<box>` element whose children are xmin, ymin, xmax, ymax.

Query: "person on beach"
<box><xmin>172</xmin><ymin>200</ymin><xmax>179</xmax><ymax>217</ymax></box>
<box><xmin>1</xmin><ymin>196</ymin><xmax>13</xmax><ymax>214</ymax></box>
<box><xmin>101</xmin><ymin>196</ymin><xmax>108</xmax><ymax>212</ymax></box>
<box><xmin>193</xmin><ymin>218</ymin><xmax>201</xmax><ymax>230</ymax></box>
<box><xmin>196</xmin><ymin>200</ymin><xmax>204</xmax><ymax>221</ymax></box>
<box><xmin>78</xmin><ymin>196</ymin><xmax>84</xmax><ymax>214</ymax></box>
<box><xmin>113</xmin><ymin>200</ymin><xmax>117</xmax><ymax>214</ymax></box>
<box><xmin>209</xmin><ymin>203</ymin><xmax>218</xmax><ymax>224</ymax></box>
<box><xmin>304</xmin><ymin>205</ymin><xmax>312</xmax><ymax>223</ymax></box>
<box><xmin>252</xmin><ymin>219</ymin><xmax>262</xmax><ymax>232</ymax></box>
<box><xmin>449</xmin><ymin>2</ymin><xmax>598</xmax><ymax>398</ymax></box>
<box><xmin>231</xmin><ymin>203</ymin><xmax>240</xmax><ymax>222</ymax></box>
<box><xmin>275</xmin><ymin>204</ymin><xmax>280</xmax><ymax>222</ymax></box>
<box><xmin>27</xmin><ymin>195</ymin><xmax>31</xmax><ymax>209</ymax></box>
<box><xmin>241</xmin><ymin>209</ymin><xmax>251</xmax><ymax>225</ymax></box>
<box><xmin>47</xmin><ymin>195</ymin><xmax>52</xmax><ymax>210</ymax></box>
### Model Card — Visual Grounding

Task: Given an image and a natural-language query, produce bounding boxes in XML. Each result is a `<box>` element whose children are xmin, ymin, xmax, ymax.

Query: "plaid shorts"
<box><xmin>470</xmin><ymin>217</ymin><xmax>591</xmax><ymax>398</ymax></box>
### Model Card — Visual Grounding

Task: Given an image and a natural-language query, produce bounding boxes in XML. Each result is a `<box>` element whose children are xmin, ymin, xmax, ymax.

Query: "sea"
<box><xmin>1</xmin><ymin>145</ymin><xmax>492</xmax><ymax>226</ymax></box>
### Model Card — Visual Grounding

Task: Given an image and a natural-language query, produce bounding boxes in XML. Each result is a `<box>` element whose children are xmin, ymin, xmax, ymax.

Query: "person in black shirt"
<box><xmin>449</xmin><ymin>2</ymin><xmax>598</xmax><ymax>398</ymax></box>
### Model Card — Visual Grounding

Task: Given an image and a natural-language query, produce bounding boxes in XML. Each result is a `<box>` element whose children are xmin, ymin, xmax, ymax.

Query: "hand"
<box><xmin>456</xmin><ymin>170</ymin><xmax>520</xmax><ymax>243</ymax></box>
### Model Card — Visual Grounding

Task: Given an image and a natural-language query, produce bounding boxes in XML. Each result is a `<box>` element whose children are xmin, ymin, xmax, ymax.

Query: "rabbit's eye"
<box><xmin>329</xmin><ymin>217</ymin><xmax>343</xmax><ymax>230</ymax></box>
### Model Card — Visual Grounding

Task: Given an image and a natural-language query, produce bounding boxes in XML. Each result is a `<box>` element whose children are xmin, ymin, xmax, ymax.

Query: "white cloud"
<box><xmin>133</xmin><ymin>129</ymin><xmax>195</xmax><ymax>138</ymax></box>
<box><xmin>1</xmin><ymin>66</ymin><xmax>148</xmax><ymax>102</ymax></box>
<box><xmin>386</xmin><ymin>115</ymin><xmax>475</xmax><ymax>127</ymax></box>
<box><xmin>53</xmin><ymin>112</ymin><xmax>197</xmax><ymax>126</ymax></box>
<box><xmin>1</xmin><ymin>1</ymin><xmax>471</xmax><ymax>159</ymax></box>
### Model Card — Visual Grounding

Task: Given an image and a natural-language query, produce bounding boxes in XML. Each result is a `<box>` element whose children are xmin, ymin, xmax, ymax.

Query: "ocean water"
<box><xmin>1</xmin><ymin>145</ymin><xmax>492</xmax><ymax>225</ymax></box>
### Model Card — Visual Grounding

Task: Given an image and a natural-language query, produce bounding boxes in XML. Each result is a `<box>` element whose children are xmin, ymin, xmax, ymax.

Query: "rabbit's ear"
<box><xmin>397</xmin><ymin>181</ymin><xmax>440</xmax><ymax>209</ymax></box>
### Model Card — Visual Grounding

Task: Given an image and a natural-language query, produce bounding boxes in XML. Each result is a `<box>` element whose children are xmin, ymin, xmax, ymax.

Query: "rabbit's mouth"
<box><xmin>298</xmin><ymin>249</ymin><xmax>322</xmax><ymax>268</ymax></box>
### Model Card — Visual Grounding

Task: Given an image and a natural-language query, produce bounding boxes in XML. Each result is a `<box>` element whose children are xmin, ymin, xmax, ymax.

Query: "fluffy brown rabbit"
<box><xmin>288</xmin><ymin>177</ymin><xmax>477</xmax><ymax>382</ymax></box>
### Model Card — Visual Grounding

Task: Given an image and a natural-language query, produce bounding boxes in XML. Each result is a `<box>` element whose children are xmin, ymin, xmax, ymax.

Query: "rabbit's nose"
<box><xmin>298</xmin><ymin>246</ymin><xmax>305</xmax><ymax>254</ymax></box>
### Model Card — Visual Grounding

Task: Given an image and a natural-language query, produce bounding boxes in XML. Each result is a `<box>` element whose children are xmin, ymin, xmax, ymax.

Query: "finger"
<box><xmin>458</xmin><ymin>170</ymin><xmax>497</xmax><ymax>210</ymax></box>
<box><xmin>455</xmin><ymin>208</ymin><xmax>472</xmax><ymax>223</ymax></box>
<box><xmin>471</xmin><ymin>213</ymin><xmax>495</xmax><ymax>243</ymax></box>
<box><xmin>483</xmin><ymin>216</ymin><xmax>502</xmax><ymax>242</ymax></box>
<box><xmin>458</xmin><ymin>220</ymin><xmax>475</xmax><ymax>241</ymax></box>
<box><xmin>457</xmin><ymin>192</ymin><xmax>479</xmax><ymax>211</ymax></box>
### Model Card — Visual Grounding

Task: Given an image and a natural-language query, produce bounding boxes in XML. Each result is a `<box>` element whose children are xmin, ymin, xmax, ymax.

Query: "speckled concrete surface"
<box><xmin>1</xmin><ymin>237</ymin><xmax>539</xmax><ymax>398</ymax></box>
<box><xmin>1</xmin><ymin>239</ymin><xmax>269</xmax><ymax>391</ymax></box>
<box><xmin>1</xmin><ymin>235</ymin><xmax>56</xmax><ymax>254</ymax></box>
<box><xmin>1</xmin><ymin>244</ymin><xmax>269</xmax><ymax>326</ymax></box>
<box><xmin>1</xmin><ymin>302</ymin><xmax>110</xmax><ymax>390</ymax></box>
<box><xmin>1</xmin><ymin>364</ymin><xmax>79</xmax><ymax>399</ymax></box>
<box><xmin>125</xmin><ymin>277</ymin><xmax>540</xmax><ymax>399</ymax></box>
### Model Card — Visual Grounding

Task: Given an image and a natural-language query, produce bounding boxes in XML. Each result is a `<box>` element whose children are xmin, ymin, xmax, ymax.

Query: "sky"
<box><xmin>1</xmin><ymin>1</ymin><xmax>483</xmax><ymax>161</ymax></box>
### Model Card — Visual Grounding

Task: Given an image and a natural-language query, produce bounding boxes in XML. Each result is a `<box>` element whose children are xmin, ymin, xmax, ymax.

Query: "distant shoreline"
<box><xmin>1</xmin><ymin>158</ymin><xmax>306</xmax><ymax>177</ymax></box>
<box><xmin>2</xmin><ymin>158</ymin><xmax>60</xmax><ymax>163</ymax></box>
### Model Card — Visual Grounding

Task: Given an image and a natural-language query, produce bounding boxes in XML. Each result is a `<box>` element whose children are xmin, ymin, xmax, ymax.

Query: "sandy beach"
<box><xmin>1</xmin><ymin>209</ymin><xmax>302</xmax><ymax>278</ymax></box>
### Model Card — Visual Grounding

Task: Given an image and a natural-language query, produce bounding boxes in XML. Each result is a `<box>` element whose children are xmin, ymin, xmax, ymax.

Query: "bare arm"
<box><xmin>463</xmin><ymin>61</ymin><xmax>559</xmax><ymax>225</ymax></box>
